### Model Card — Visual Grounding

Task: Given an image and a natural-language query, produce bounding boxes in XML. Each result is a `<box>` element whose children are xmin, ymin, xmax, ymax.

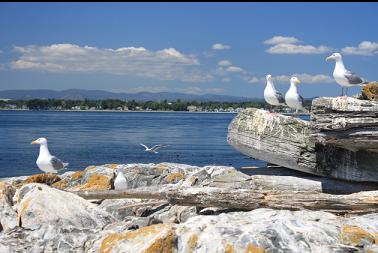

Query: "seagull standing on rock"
<box><xmin>140</xmin><ymin>143</ymin><xmax>168</xmax><ymax>154</ymax></box>
<box><xmin>264</xmin><ymin>74</ymin><xmax>286</xmax><ymax>112</ymax></box>
<box><xmin>114</xmin><ymin>168</ymin><xmax>128</xmax><ymax>190</ymax></box>
<box><xmin>31</xmin><ymin>137</ymin><xmax>69</xmax><ymax>173</ymax></box>
<box><xmin>285</xmin><ymin>77</ymin><xmax>307</xmax><ymax>114</ymax></box>
<box><xmin>326</xmin><ymin>52</ymin><xmax>367</xmax><ymax>96</ymax></box>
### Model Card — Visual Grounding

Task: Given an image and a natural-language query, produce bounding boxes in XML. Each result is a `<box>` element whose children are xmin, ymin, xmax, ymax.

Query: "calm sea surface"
<box><xmin>0</xmin><ymin>110</ymin><xmax>272</xmax><ymax>178</ymax></box>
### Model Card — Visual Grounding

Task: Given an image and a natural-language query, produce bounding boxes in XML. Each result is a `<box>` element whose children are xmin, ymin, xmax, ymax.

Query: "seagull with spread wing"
<box><xmin>140</xmin><ymin>143</ymin><xmax>168</xmax><ymax>154</ymax></box>
<box><xmin>31</xmin><ymin>137</ymin><xmax>69</xmax><ymax>173</ymax></box>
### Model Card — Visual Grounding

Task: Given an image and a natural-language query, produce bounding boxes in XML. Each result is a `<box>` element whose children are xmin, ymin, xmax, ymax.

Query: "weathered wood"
<box><xmin>74</xmin><ymin>187</ymin><xmax>378</xmax><ymax>214</ymax></box>
<box><xmin>227</xmin><ymin>97</ymin><xmax>378</xmax><ymax>182</ymax></box>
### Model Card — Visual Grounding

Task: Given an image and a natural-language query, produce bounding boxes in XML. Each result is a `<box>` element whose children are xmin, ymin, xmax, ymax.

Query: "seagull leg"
<box><xmin>341</xmin><ymin>88</ymin><xmax>344</xmax><ymax>97</ymax></box>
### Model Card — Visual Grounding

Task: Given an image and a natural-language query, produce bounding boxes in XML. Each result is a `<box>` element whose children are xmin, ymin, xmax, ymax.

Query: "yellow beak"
<box><xmin>296</xmin><ymin>79</ymin><xmax>301</xmax><ymax>84</ymax></box>
<box><xmin>31</xmin><ymin>140</ymin><xmax>38</xmax><ymax>145</ymax></box>
<box><xmin>325</xmin><ymin>56</ymin><xmax>332</xmax><ymax>61</ymax></box>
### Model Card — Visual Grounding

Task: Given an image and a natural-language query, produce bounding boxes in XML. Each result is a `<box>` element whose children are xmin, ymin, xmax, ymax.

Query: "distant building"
<box><xmin>187</xmin><ymin>105</ymin><xmax>197</xmax><ymax>112</ymax></box>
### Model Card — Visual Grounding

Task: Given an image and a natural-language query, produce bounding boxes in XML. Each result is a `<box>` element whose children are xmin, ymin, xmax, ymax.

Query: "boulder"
<box><xmin>0</xmin><ymin>182</ymin><xmax>17</xmax><ymax>231</ymax></box>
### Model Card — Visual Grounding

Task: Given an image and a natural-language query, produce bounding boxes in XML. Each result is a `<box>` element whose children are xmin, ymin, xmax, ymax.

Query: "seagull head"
<box><xmin>266</xmin><ymin>74</ymin><xmax>273</xmax><ymax>82</ymax></box>
<box><xmin>326</xmin><ymin>53</ymin><xmax>342</xmax><ymax>61</ymax></box>
<box><xmin>290</xmin><ymin>76</ymin><xmax>301</xmax><ymax>85</ymax></box>
<box><xmin>31</xmin><ymin>137</ymin><xmax>47</xmax><ymax>145</ymax></box>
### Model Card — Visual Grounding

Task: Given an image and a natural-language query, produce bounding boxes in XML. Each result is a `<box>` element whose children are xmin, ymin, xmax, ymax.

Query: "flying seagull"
<box><xmin>285</xmin><ymin>76</ymin><xmax>308</xmax><ymax>114</ymax></box>
<box><xmin>113</xmin><ymin>168</ymin><xmax>128</xmax><ymax>190</ymax></box>
<box><xmin>140</xmin><ymin>143</ymin><xmax>168</xmax><ymax>154</ymax></box>
<box><xmin>326</xmin><ymin>52</ymin><xmax>367</xmax><ymax>96</ymax></box>
<box><xmin>31</xmin><ymin>137</ymin><xmax>69</xmax><ymax>173</ymax></box>
<box><xmin>264</xmin><ymin>74</ymin><xmax>286</xmax><ymax>111</ymax></box>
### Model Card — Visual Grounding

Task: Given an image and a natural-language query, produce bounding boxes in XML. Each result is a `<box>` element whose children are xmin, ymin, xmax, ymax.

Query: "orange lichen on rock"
<box><xmin>100</xmin><ymin>224</ymin><xmax>175</xmax><ymax>253</ymax></box>
<box><xmin>74</xmin><ymin>174</ymin><xmax>112</xmax><ymax>191</ymax></box>
<box><xmin>245</xmin><ymin>244</ymin><xmax>266</xmax><ymax>253</ymax></box>
<box><xmin>341</xmin><ymin>225</ymin><xmax>376</xmax><ymax>246</ymax></box>
<box><xmin>71</xmin><ymin>171</ymin><xmax>84</xmax><ymax>180</ymax></box>
<box><xmin>18</xmin><ymin>196</ymin><xmax>32</xmax><ymax>226</ymax></box>
<box><xmin>360</xmin><ymin>82</ymin><xmax>378</xmax><ymax>101</ymax></box>
<box><xmin>51</xmin><ymin>178</ymin><xmax>68</xmax><ymax>189</ymax></box>
<box><xmin>107</xmin><ymin>164</ymin><xmax>119</xmax><ymax>170</ymax></box>
<box><xmin>165</xmin><ymin>172</ymin><xmax>185</xmax><ymax>183</ymax></box>
<box><xmin>24</xmin><ymin>174</ymin><xmax>61</xmax><ymax>185</ymax></box>
<box><xmin>188</xmin><ymin>234</ymin><xmax>198</xmax><ymax>253</ymax></box>
<box><xmin>224</xmin><ymin>244</ymin><xmax>236</xmax><ymax>253</ymax></box>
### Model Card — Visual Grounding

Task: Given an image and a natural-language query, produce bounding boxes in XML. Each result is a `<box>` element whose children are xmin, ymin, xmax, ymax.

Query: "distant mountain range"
<box><xmin>0</xmin><ymin>89</ymin><xmax>259</xmax><ymax>102</ymax></box>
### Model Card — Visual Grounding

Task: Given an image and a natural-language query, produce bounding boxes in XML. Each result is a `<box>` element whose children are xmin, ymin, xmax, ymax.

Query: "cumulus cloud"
<box><xmin>226</xmin><ymin>66</ymin><xmax>245</xmax><ymax>73</ymax></box>
<box><xmin>248</xmin><ymin>77</ymin><xmax>261</xmax><ymax>84</ymax></box>
<box><xmin>212</xmin><ymin>43</ymin><xmax>231</xmax><ymax>50</ymax></box>
<box><xmin>221</xmin><ymin>77</ymin><xmax>231</xmax><ymax>83</ymax></box>
<box><xmin>11</xmin><ymin>43</ymin><xmax>213</xmax><ymax>82</ymax></box>
<box><xmin>218</xmin><ymin>60</ymin><xmax>232</xmax><ymax>66</ymax></box>
<box><xmin>264</xmin><ymin>36</ymin><xmax>300</xmax><ymax>45</ymax></box>
<box><xmin>266</xmin><ymin>44</ymin><xmax>331</xmax><ymax>54</ymax></box>
<box><xmin>341</xmin><ymin>41</ymin><xmax>378</xmax><ymax>56</ymax></box>
<box><xmin>273</xmin><ymin>73</ymin><xmax>333</xmax><ymax>83</ymax></box>
<box><xmin>124</xmin><ymin>86</ymin><xmax>224</xmax><ymax>95</ymax></box>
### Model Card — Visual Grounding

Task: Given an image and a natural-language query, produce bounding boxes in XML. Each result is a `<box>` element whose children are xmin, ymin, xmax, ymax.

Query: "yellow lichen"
<box><xmin>225</xmin><ymin>244</ymin><xmax>236</xmax><ymax>253</ymax></box>
<box><xmin>245</xmin><ymin>244</ymin><xmax>265</xmax><ymax>253</ymax></box>
<box><xmin>52</xmin><ymin>178</ymin><xmax>68</xmax><ymax>189</ymax></box>
<box><xmin>107</xmin><ymin>164</ymin><xmax>119</xmax><ymax>170</ymax></box>
<box><xmin>360</xmin><ymin>82</ymin><xmax>378</xmax><ymax>101</ymax></box>
<box><xmin>24</xmin><ymin>174</ymin><xmax>61</xmax><ymax>185</ymax></box>
<box><xmin>18</xmin><ymin>197</ymin><xmax>32</xmax><ymax>226</ymax></box>
<box><xmin>341</xmin><ymin>225</ymin><xmax>375</xmax><ymax>246</ymax></box>
<box><xmin>71</xmin><ymin>171</ymin><xmax>84</xmax><ymax>180</ymax></box>
<box><xmin>188</xmin><ymin>234</ymin><xmax>198</xmax><ymax>253</ymax></box>
<box><xmin>165</xmin><ymin>172</ymin><xmax>185</xmax><ymax>183</ymax></box>
<box><xmin>99</xmin><ymin>224</ymin><xmax>174</xmax><ymax>253</ymax></box>
<box><xmin>75</xmin><ymin>174</ymin><xmax>111</xmax><ymax>190</ymax></box>
<box><xmin>85</xmin><ymin>165</ymin><xmax>96</xmax><ymax>172</ymax></box>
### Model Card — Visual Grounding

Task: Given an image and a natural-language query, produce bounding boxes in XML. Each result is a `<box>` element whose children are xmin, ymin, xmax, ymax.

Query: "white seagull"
<box><xmin>31</xmin><ymin>137</ymin><xmax>69</xmax><ymax>173</ymax></box>
<box><xmin>285</xmin><ymin>77</ymin><xmax>307</xmax><ymax>113</ymax></box>
<box><xmin>114</xmin><ymin>168</ymin><xmax>128</xmax><ymax>190</ymax></box>
<box><xmin>326</xmin><ymin>52</ymin><xmax>367</xmax><ymax>96</ymax></box>
<box><xmin>140</xmin><ymin>143</ymin><xmax>168</xmax><ymax>154</ymax></box>
<box><xmin>264</xmin><ymin>74</ymin><xmax>286</xmax><ymax>111</ymax></box>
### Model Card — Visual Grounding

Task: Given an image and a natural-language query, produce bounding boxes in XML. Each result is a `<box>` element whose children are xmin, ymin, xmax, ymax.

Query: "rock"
<box><xmin>23</xmin><ymin>173</ymin><xmax>61</xmax><ymax>186</ymax></box>
<box><xmin>360</xmin><ymin>82</ymin><xmax>378</xmax><ymax>101</ymax></box>
<box><xmin>16</xmin><ymin>183</ymin><xmax>116</xmax><ymax>230</ymax></box>
<box><xmin>175</xmin><ymin>209</ymin><xmax>378</xmax><ymax>253</ymax></box>
<box><xmin>97</xmin><ymin>223</ymin><xmax>175</xmax><ymax>253</ymax></box>
<box><xmin>0</xmin><ymin>182</ymin><xmax>17</xmax><ymax>231</ymax></box>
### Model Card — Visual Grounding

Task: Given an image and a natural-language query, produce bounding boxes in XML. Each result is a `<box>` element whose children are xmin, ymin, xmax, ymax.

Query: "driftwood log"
<box><xmin>74</xmin><ymin>187</ymin><xmax>378</xmax><ymax>215</ymax></box>
<box><xmin>227</xmin><ymin>97</ymin><xmax>378</xmax><ymax>182</ymax></box>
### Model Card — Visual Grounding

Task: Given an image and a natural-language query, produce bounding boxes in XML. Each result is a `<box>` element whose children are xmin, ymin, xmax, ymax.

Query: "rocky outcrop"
<box><xmin>0</xmin><ymin>163</ymin><xmax>377</xmax><ymax>252</ymax></box>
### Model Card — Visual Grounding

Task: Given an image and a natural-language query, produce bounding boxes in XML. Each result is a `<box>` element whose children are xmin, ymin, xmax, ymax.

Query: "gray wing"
<box><xmin>298</xmin><ymin>94</ymin><xmax>304</xmax><ymax>107</ymax></box>
<box><xmin>275</xmin><ymin>91</ymin><xmax>285</xmax><ymax>104</ymax></box>
<box><xmin>50</xmin><ymin>156</ymin><xmax>65</xmax><ymax>171</ymax></box>
<box><xmin>344</xmin><ymin>71</ymin><xmax>363</xmax><ymax>84</ymax></box>
<box><xmin>151</xmin><ymin>144</ymin><xmax>168</xmax><ymax>151</ymax></box>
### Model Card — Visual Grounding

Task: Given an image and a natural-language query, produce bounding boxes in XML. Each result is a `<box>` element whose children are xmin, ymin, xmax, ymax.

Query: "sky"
<box><xmin>0</xmin><ymin>2</ymin><xmax>377</xmax><ymax>98</ymax></box>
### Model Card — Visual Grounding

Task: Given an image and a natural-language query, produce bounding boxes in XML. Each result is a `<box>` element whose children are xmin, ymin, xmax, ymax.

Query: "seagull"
<box><xmin>264</xmin><ymin>74</ymin><xmax>285</xmax><ymax>112</ymax></box>
<box><xmin>31</xmin><ymin>137</ymin><xmax>69</xmax><ymax>173</ymax></box>
<box><xmin>140</xmin><ymin>143</ymin><xmax>168</xmax><ymax>154</ymax></box>
<box><xmin>113</xmin><ymin>168</ymin><xmax>128</xmax><ymax>190</ymax></box>
<box><xmin>326</xmin><ymin>52</ymin><xmax>367</xmax><ymax>96</ymax></box>
<box><xmin>285</xmin><ymin>76</ymin><xmax>307</xmax><ymax>114</ymax></box>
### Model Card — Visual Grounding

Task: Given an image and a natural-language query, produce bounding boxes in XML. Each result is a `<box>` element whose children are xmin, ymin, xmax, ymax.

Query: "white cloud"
<box><xmin>266</xmin><ymin>43</ymin><xmax>331</xmax><ymax>54</ymax></box>
<box><xmin>248</xmin><ymin>77</ymin><xmax>261</xmax><ymax>84</ymax></box>
<box><xmin>264</xmin><ymin>36</ymin><xmax>299</xmax><ymax>45</ymax></box>
<box><xmin>11</xmin><ymin>43</ymin><xmax>213</xmax><ymax>82</ymax></box>
<box><xmin>274</xmin><ymin>73</ymin><xmax>333</xmax><ymax>83</ymax></box>
<box><xmin>226</xmin><ymin>66</ymin><xmax>245</xmax><ymax>73</ymax></box>
<box><xmin>341</xmin><ymin>41</ymin><xmax>378</xmax><ymax>56</ymax></box>
<box><xmin>212</xmin><ymin>43</ymin><xmax>231</xmax><ymax>50</ymax></box>
<box><xmin>218</xmin><ymin>60</ymin><xmax>232</xmax><ymax>66</ymax></box>
<box><xmin>176</xmin><ymin>86</ymin><xmax>224</xmax><ymax>95</ymax></box>
<box><xmin>124</xmin><ymin>86</ymin><xmax>224</xmax><ymax>95</ymax></box>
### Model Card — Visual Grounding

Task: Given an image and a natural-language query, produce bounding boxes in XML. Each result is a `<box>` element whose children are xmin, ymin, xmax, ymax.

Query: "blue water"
<box><xmin>0</xmin><ymin>110</ymin><xmax>270</xmax><ymax>177</ymax></box>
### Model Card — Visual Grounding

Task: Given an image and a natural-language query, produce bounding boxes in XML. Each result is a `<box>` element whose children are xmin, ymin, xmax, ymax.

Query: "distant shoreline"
<box><xmin>0</xmin><ymin>108</ymin><xmax>310</xmax><ymax>116</ymax></box>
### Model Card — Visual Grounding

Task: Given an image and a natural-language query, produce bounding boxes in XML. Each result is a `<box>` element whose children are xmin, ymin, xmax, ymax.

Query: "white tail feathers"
<box><xmin>63</xmin><ymin>162</ymin><xmax>69</xmax><ymax>168</ymax></box>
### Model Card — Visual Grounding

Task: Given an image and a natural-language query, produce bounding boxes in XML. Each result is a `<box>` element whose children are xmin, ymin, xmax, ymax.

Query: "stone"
<box><xmin>23</xmin><ymin>173</ymin><xmax>61</xmax><ymax>185</ymax></box>
<box><xmin>360</xmin><ymin>82</ymin><xmax>378</xmax><ymax>101</ymax></box>
<box><xmin>97</xmin><ymin>223</ymin><xmax>175</xmax><ymax>253</ymax></box>
<box><xmin>0</xmin><ymin>182</ymin><xmax>17</xmax><ymax>231</ymax></box>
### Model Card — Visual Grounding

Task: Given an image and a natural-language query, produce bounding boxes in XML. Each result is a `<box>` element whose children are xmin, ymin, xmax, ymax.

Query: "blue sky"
<box><xmin>0</xmin><ymin>2</ymin><xmax>377</xmax><ymax>98</ymax></box>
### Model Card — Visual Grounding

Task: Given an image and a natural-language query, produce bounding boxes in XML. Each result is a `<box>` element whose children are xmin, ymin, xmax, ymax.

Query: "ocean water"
<box><xmin>0</xmin><ymin>110</ymin><xmax>271</xmax><ymax>178</ymax></box>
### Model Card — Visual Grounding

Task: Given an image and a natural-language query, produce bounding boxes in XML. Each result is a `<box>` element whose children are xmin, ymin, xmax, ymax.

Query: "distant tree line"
<box><xmin>0</xmin><ymin>98</ymin><xmax>312</xmax><ymax>111</ymax></box>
